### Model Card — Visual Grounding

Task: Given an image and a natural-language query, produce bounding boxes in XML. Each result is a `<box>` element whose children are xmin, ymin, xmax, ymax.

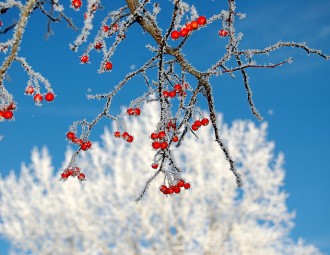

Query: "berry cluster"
<box><xmin>159</xmin><ymin>180</ymin><xmax>191</xmax><ymax>195</ymax></box>
<box><xmin>66</xmin><ymin>132</ymin><xmax>93</xmax><ymax>151</ymax></box>
<box><xmin>191</xmin><ymin>118</ymin><xmax>209</xmax><ymax>131</ymax></box>
<box><xmin>61</xmin><ymin>167</ymin><xmax>86</xmax><ymax>181</ymax></box>
<box><xmin>0</xmin><ymin>102</ymin><xmax>16</xmax><ymax>120</ymax></box>
<box><xmin>114</xmin><ymin>131</ymin><xmax>134</xmax><ymax>143</ymax></box>
<box><xmin>25</xmin><ymin>86</ymin><xmax>55</xmax><ymax>103</ymax></box>
<box><xmin>127</xmin><ymin>107</ymin><xmax>141</xmax><ymax>116</ymax></box>
<box><xmin>171</xmin><ymin>16</ymin><xmax>207</xmax><ymax>40</ymax></box>
<box><xmin>151</xmin><ymin>131</ymin><xmax>169</xmax><ymax>150</ymax></box>
<box><xmin>163</xmin><ymin>84</ymin><xmax>186</xmax><ymax>98</ymax></box>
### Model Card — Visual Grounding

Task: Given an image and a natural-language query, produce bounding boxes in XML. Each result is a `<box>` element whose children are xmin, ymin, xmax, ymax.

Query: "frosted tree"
<box><xmin>0</xmin><ymin>1</ymin><xmax>329</xmax><ymax>196</ymax></box>
<box><xmin>0</xmin><ymin>103</ymin><xmax>325</xmax><ymax>255</ymax></box>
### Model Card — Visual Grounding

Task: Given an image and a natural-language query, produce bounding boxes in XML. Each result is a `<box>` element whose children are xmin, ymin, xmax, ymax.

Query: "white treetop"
<box><xmin>0</xmin><ymin>103</ymin><xmax>323</xmax><ymax>255</ymax></box>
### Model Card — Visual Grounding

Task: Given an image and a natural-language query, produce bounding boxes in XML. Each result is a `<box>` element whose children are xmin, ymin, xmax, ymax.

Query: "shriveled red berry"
<box><xmin>191</xmin><ymin>124</ymin><xmax>199</xmax><ymax>131</ymax></box>
<box><xmin>45</xmin><ymin>92</ymin><xmax>55</xmax><ymax>102</ymax></box>
<box><xmin>72</xmin><ymin>0</ymin><xmax>82</xmax><ymax>9</ymax></box>
<box><xmin>104</xmin><ymin>61</ymin><xmax>112</xmax><ymax>70</ymax></box>
<box><xmin>171</xmin><ymin>30</ymin><xmax>180</xmax><ymax>40</ymax></box>
<box><xmin>80</xmin><ymin>55</ymin><xmax>89</xmax><ymax>63</ymax></box>
<box><xmin>163</xmin><ymin>91</ymin><xmax>170</xmax><ymax>98</ymax></box>
<box><xmin>94</xmin><ymin>42</ymin><xmax>103</xmax><ymax>50</ymax></box>
<box><xmin>201</xmin><ymin>118</ymin><xmax>209</xmax><ymax>126</ymax></box>
<box><xmin>219</xmin><ymin>29</ymin><xmax>228</xmax><ymax>37</ymax></box>
<box><xmin>3</xmin><ymin>111</ymin><xmax>13</xmax><ymax>119</ymax></box>
<box><xmin>152</xmin><ymin>141</ymin><xmax>161</xmax><ymax>149</ymax></box>
<box><xmin>6</xmin><ymin>102</ymin><xmax>16</xmax><ymax>111</ymax></box>
<box><xmin>158</xmin><ymin>131</ymin><xmax>166</xmax><ymax>139</ymax></box>
<box><xmin>172</xmin><ymin>136</ymin><xmax>179</xmax><ymax>142</ymax></box>
<box><xmin>151</xmin><ymin>163</ymin><xmax>158</xmax><ymax>169</ymax></box>
<box><xmin>169</xmin><ymin>90</ymin><xmax>176</xmax><ymax>98</ymax></box>
<box><xmin>34</xmin><ymin>93</ymin><xmax>43</xmax><ymax>103</ymax></box>
<box><xmin>161</xmin><ymin>141</ymin><xmax>168</xmax><ymax>150</ymax></box>
<box><xmin>180</xmin><ymin>28</ymin><xmax>189</xmax><ymax>37</ymax></box>
<box><xmin>25</xmin><ymin>86</ymin><xmax>34</xmax><ymax>95</ymax></box>
<box><xmin>191</xmin><ymin>21</ymin><xmax>198</xmax><ymax>29</ymax></box>
<box><xmin>184</xmin><ymin>183</ymin><xmax>191</xmax><ymax>189</ymax></box>
<box><xmin>78</xmin><ymin>173</ymin><xmax>86</xmax><ymax>181</ymax></box>
<box><xmin>134</xmin><ymin>108</ymin><xmax>141</xmax><ymax>115</ymax></box>
<box><xmin>150</xmin><ymin>133</ymin><xmax>158</xmax><ymax>140</ymax></box>
<box><xmin>114</xmin><ymin>131</ymin><xmax>121</xmax><ymax>138</ymax></box>
<box><xmin>66</xmin><ymin>132</ymin><xmax>75</xmax><ymax>140</ymax></box>
<box><xmin>127</xmin><ymin>135</ymin><xmax>134</xmax><ymax>143</ymax></box>
<box><xmin>197</xmin><ymin>16</ymin><xmax>207</xmax><ymax>26</ymax></box>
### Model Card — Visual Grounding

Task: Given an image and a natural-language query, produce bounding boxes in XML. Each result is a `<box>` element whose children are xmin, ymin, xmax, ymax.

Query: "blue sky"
<box><xmin>0</xmin><ymin>0</ymin><xmax>330</xmax><ymax>254</ymax></box>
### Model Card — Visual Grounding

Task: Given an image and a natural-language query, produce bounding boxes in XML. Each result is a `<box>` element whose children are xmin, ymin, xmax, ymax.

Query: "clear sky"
<box><xmin>0</xmin><ymin>0</ymin><xmax>329</xmax><ymax>254</ymax></box>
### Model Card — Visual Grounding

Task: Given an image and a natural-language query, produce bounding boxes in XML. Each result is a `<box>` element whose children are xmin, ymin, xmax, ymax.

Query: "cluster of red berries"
<box><xmin>114</xmin><ymin>131</ymin><xmax>134</xmax><ymax>143</ymax></box>
<box><xmin>159</xmin><ymin>180</ymin><xmax>191</xmax><ymax>195</ymax></box>
<box><xmin>0</xmin><ymin>102</ymin><xmax>16</xmax><ymax>120</ymax></box>
<box><xmin>127</xmin><ymin>107</ymin><xmax>141</xmax><ymax>116</ymax></box>
<box><xmin>150</xmin><ymin>131</ymin><xmax>170</xmax><ymax>150</ymax></box>
<box><xmin>219</xmin><ymin>29</ymin><xmax>228</xmax><ymax>37</ymax></box>
<box><xmin>191</xmin><ymin>118</ymin><xmax>210</xmax><ymax>131</ymax></box>
<box><xmin>25</xmin><ymin>86</ymin><xmax>55</xmax><ymax>103</ymax></box>
<box><xmin>163</xmin><ymin>84</ymin><xmax>186</xmax><ymax>98</ymax></box>
<box><xmin>61</xmin><ymin>167</ymin><xmax>86</xmax><ymax>181</ymax></box>
<box><xmin>171</xmin><ymin>16</ymin><xmax>207</xmax><ymax>40</ymax></box>
<box><xmin>80</xmin><ymin>55</ymin><xmax>113</xmax><ymax>71</ymax></box>
<box><xmin>166</xmin><ymin>120</ymin><xmax>177</xmax><ymax>132</ymax></box>
<box><xmin>66</xmin><ymin>132</ymin><xmax>93</xmax><ymax>151</ymax></box>
<box><xmin>102</xmin><ymin>23</ymin><xmax>118</xmax><ymax>33</ymax></box>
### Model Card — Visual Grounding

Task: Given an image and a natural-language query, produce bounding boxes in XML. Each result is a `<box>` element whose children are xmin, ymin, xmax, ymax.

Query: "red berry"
<box><xmin>173</xmin><ymin>186</ymin><xmax>181</xmax><ymax>194</ymax></box>
<box><xmin>127</xmin><ymin>108</ymin><xmax>134</xmax><ymax>115</ymax></box>
<box><xmin>197</xmin><ymin>16</ymin><xmax>207</xmax><ymax>26</ymax></box>
<box><xmin>94</xmin><ymin>42</ymin><xmax>103</xmax><ymax>49</ymax></box>
<box><xmin>169</xmin><ymin>90</ymin><xmax>176</xmax><ymax>98</ymax></box>
<box><xmin>66</xmin><ymin>132</ymin><xmax>75</xmax><ymax>140</ymax></box>
<box><xmin>73</xmin><ymin>138</ymin><xmax>83</xmax><ymax>145</ymax></box>
<box><xmin>171</xmin><ymin>30</ymin><xmax>180</xmax><ymax>40</ymax></box>
<box><xmin>172</xmin><ymin>136</ymin><xmax>178</xmax><ymax>142</ymax></box>
<box><xmin>6</xmin><ymin>102</ymin><xmax>16</xmax><ymax>111</ymax></box>
<box><xmin>163</xmin><ymin>91</ymin><xmax>170</xmax><ymax>98</ymax></box>
<box><xmin>150</xmin><ymin>133</ymin><xmax>158</xmax><ymax>140</ymax></box>
<box><xmin>183</xmin><ymin>183</ymin><xmax>191</xmax><ymax>189</ymax></box>
<box><xmin>160</xmin><ymin>185</ymin><xmax>167</xmax><ymax>193</ymax></box>
<box><xmin>161</xmin><ymin>141</ymin><xmax>168</xmax><ymax>150</ymax></box>
<box><xmin>104</xmin><ymin>61</ymin><xmax>112</xmax><ymax>70</ymax></box>
<box><xmin>122</xmin><ymin>132</ymin><xmax>129</xmax><ymax>139</ymax></box>
<box><xmin>0</xmin><ymin>110</ymin><xmax>4</xmax><ymax>118</ymax></box>
<box><xmin>158</xmin><ymin>131</ymin><xmax>166</xmax><ymax>139</ymax></box>
<box><xmin>191</xmin><ymin>124</ymin><xmax>199</xmax><ymax>131</ymax></box>
<box><xmin>167</xmin><ymin>187</ymin><xmax>174</xmax><ymax>194</ymax></box>
<box><xmin>45</xmin><ymin>92</ymin><xmax>55</xmax><ymax>102</ymax></box>
<box><xmin>80</xmin><ymin>55</ymin><xmax>89</xmax><ymax>63</ymax></box>
<box><xmin>25</xmin><ymin>86</ymin><xmax>34</xmax><ymax>95</ymax></box>
<box><xmin>201</xmin><ymin>118</ymin><xmax>209</xmax><ymax>126</ymax></box>
<box><xmin>77</xmin><ymin>173</ymin><xmax>86</xmax><ymax>181</ymax></box>
<box><xmin>194</xmin><ymin>120</ymin><xmax>202</xmax><ymax>127</ymax></box>
<box><xmin>127</xmin><ymin>135</ymin><xmax>134</xmax><ymax>143</ymax></box>
<box><xmin>85</xmin><ymin>141</ymin><xmax>92</xmax><ymax>148</ymax></box>
<box><xmin>61</xmin><ymin>172</ymin><xmax>69</xmax><ymax>179</ymax></box>
<box><xmin>191</xmin><ymin>21</ymin><xmax>198</xmax><ymax>29</ymax></box>
<box><xmin>152</xmin><ymin>141</ymin><xmax>161</xmax><ymax>150</ymax></box>
<box><xmin>3</xmin><ymin>110</ymin><xmax>13</xmax><ymax>119</ymax></box>
<box><xmin>180</xmin><ymin>28</ymin><xmax>189</xmax><ymax>37</ymax></box>
<box><xmin>177</xmin><ymin>180</ymin><xmax>185</xmax><ymax>187</ymax></box>
<box><xmin>114</xmin><ymin>131</ymin><xmax>121</xmax><ymax>138</ymax></box>
<box><xmin>219</xmin><ymin>29</ymin><xmax>228</xmax><ymax>37</ymax></box>
<box><xmin>174</xmin><ymin>84</ymin><xmax>182</xmax><ymax>91</ymax></box>
<box><xmin>72</xmin><ymin>0</ymin><xmax>82</xmax><ymax>9</ymax></box>
<box><xmin>112</xmin><ymin>24</ymin><xmax>118</xmax><ymax>32</ymax></box>
<box><xmin>134</xmin><ymin>108</ymin><xmax>141</xmax><ymax>115</ymax></box>
<box><xmin>34</xmin><ymin>93</ymin><xmax>43</xmax><ymax>103</ymax></box>
<box><xmin>81</xmin><ymin>142</ymin><xmax>89</xmax><ymax>151</ymax></box>
<box><xmin>151</xmin><ymin>163</ymin><xmax>158</xmax><ymax>169</ymax></box>
<box><xmin>185</xmin><ymin>23</ymin><xmax>192</xmax><ymax>31</ymax></box>
<box><xmin>102</xmin><ymin>25</ymin><xmax>109</xmax><ymax>32</ymax></box>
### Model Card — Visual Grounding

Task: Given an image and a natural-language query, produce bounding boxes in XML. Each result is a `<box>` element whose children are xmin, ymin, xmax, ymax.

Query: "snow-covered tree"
<box><xmin>0</xmin><ymin>103</ymin><xmax>324</xmax><ymax>255</ymax></box>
